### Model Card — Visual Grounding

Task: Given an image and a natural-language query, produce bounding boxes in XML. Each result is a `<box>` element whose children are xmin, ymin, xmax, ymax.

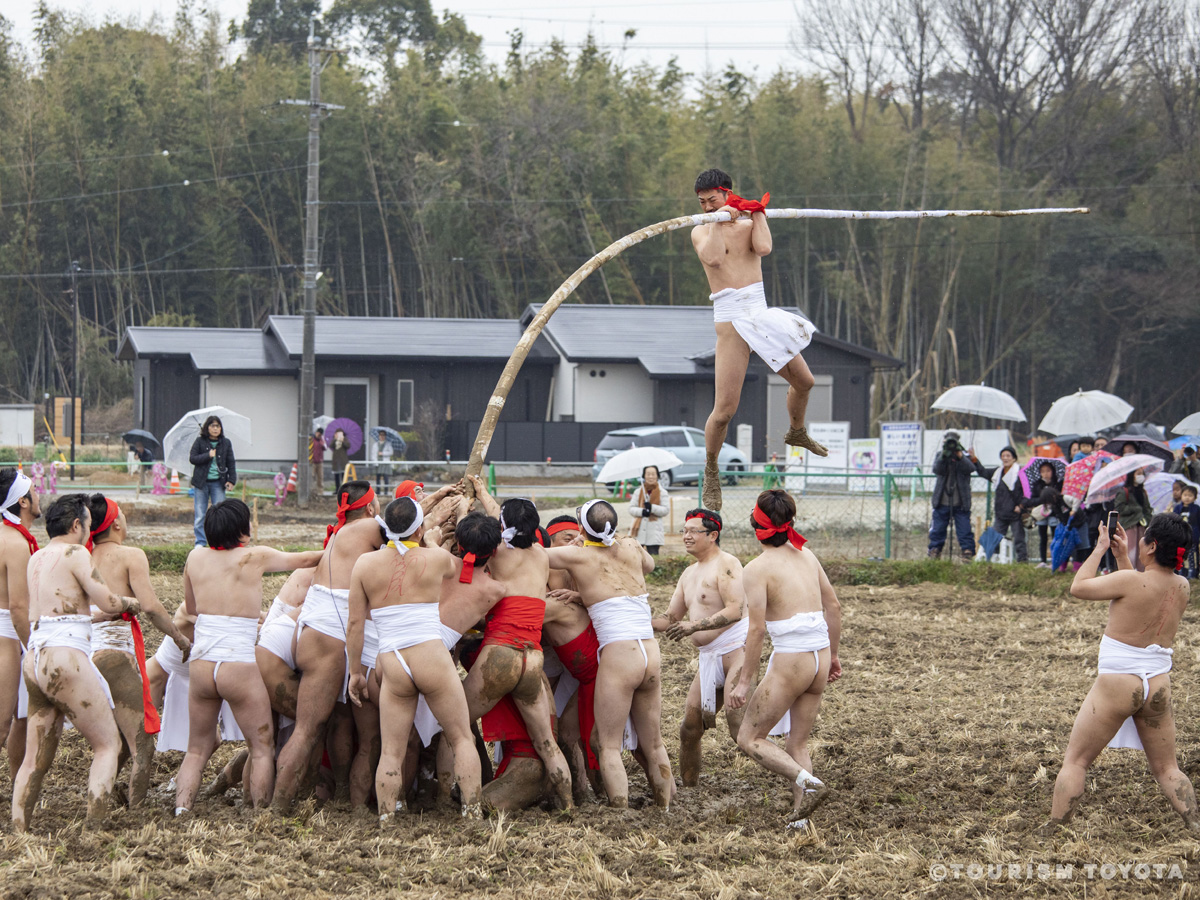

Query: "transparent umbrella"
<box><xmin>162</xmin><ymin>406</ymin><xmax>252</xmax><ymax>473</ymax></box>
<box><xmin>596</xmin><ymin>447</ymin><xmax>684</xmax><ymax>484</ymax></box>
<box><xmin>931</xmin><ymin>384</ymin><xmax>1026</xmax><ymax>422</ymax></box>
<box><xmin>1038</xmin><ymin>389</ymin><xmax>1133</xmax><ymax>436</ymax></box>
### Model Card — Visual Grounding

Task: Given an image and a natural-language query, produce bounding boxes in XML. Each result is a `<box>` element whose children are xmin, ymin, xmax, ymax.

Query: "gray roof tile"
<box><xmin>266</xmin><ymin>316</ymin><xmax>556</xmax><ymax>361</ymax></box>
<box><xmin>117</xmin><ymin>327</ymin><xmax>295</xmax><ymax>373</ymax></box>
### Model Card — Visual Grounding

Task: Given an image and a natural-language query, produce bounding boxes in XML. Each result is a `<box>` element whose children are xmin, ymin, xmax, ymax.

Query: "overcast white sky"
<box><xmin>6</xmin><ymin>0</ymin><xmax>806</xmax><ymax>79</ymax></box>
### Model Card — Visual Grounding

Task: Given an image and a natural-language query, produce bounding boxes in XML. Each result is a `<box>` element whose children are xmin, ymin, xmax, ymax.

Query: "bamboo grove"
<box><xmin>1</xmin><ymin>0</ymin><xmax>1199</xmax><ymax>431</ymax></box>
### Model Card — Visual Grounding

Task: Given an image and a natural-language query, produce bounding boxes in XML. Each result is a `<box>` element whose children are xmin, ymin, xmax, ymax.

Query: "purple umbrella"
<box><xmin>1020</xmin><ymin>456</ymin><xmax>1066</xmax><ymax>498</ymax></box>
<box><xmin>324</xmin><ymin>418</ymin><xmax>363</xmax><ymax>455</ymax></box>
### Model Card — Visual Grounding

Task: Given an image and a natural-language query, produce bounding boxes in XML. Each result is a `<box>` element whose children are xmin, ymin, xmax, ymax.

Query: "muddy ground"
<box><xmin>4</xmin><ymin>577</ymin><xmax>1200</xmax><ymax>898</ymax></box>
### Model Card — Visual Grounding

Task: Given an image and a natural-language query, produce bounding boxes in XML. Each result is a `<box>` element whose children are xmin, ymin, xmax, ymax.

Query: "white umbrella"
<box><xmin>1146</xmin><ymin>471</ymin><xmax>1198</xmax><ymax>513</ymax></box>
<box><xmin>163</xmin><ymin>406</ymin><xmax>253</xmax><ymax>473</ymax></box>
<box><xmin>1171</xmin><ymin>412</ymin><xmax>1200</xmax><ymax>435</ymax></box>
<box><xmin>596</xmin><ymin>447</ymin><xmax>684</xmax><ymax>484</ymax></box>
<box><xmin>1038</xmin><ymin>389</ymin><xmax>1134</xmax><ymax>436</ymax></box>
<box><xmin>931</xmin><ymin>384</ymin><xmax>1026</xmax><ymax>422</ymax></box>
<box><xmin>312</xmin><ymin>415</ymin><xmax>335</xmax><ymax>433</ymax></box>
<box><xmin>1083</xmin><ymin>453</ymin><xmax>1165</xmax><ymax>505</ymax></box>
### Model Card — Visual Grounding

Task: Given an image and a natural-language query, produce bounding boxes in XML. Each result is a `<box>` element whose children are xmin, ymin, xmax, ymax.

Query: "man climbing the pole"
<box><xmin>691</xmin><ymin>167</ymin><xmax>827</xmax><ymax>511</ymax></box>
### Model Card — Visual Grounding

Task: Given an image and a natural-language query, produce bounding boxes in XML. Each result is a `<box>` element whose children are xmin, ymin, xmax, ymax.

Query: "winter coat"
<box><xmin>931</xmin><ymin>453</ymin><xmax>984</xmax><ymax>511</ymax></box>
<box><xmin>978</xmin><ymin>463</ymin><xmax>1029</xmax><ymax>521</ymax></box>
<box><xmin>189</xmin><ymin>435</ymin><xmax>237</xmax><ymax>489</ymax></box>
<box><xmin>629</xmin><ymin>485</ymin><xmax>670</xmax><ymax>547</ymax></box>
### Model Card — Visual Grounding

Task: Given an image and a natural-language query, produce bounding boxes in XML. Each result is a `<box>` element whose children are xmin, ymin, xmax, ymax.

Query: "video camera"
<box><xmin>941</xmin><ymin>432</ymin><xmax>964</xmax><ymax>459</ymax></box>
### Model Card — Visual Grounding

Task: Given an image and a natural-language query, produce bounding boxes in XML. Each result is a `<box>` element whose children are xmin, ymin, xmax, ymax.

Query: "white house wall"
<box><xmin>203</xmin><ymin>376</ymin><xmax>298</xmax><ymax>462</ymax></box>
<box><xmin>572</xmin><ymin>363</ymin><xmax>654</xmax><ymax>423</ymax></box>
<box><xmin>553</xmin><ymin>359</ymin><xmax>577</xmax><ymax>421</ymax></box>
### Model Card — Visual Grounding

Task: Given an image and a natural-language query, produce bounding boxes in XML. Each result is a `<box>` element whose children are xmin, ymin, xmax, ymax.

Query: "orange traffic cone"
<box><xmin>169</xmin><ymin>469</ymin><xmax>180</xmax><ymax>494</ymax></box>
<box><xmin>286</xmin><ymin>462</ymin><xmax>299</xmax><ymax>493</ymax></box>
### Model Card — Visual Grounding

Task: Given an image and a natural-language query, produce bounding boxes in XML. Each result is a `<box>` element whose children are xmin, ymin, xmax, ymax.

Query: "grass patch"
<box><xmin>647</xmin><ymin>553</ymin><xmax>1076</xmax><ymax>597</ymax></box>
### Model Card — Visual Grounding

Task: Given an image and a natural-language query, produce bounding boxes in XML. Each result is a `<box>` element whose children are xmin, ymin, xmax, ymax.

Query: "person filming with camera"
<box><xmin>928</xmin><ymin>432</ymin><xmax>986</xmax><ymax>561</ymax></box>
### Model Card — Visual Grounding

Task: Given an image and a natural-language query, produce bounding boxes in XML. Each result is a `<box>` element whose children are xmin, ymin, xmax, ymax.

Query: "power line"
<box><xmin>0</xmin><ymin>164</ymin><xmax>307</xmax><ymax>210</ymax></box>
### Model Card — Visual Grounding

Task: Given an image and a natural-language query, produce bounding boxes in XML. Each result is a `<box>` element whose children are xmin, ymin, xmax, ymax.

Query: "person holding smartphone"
<box><xmin>1114</xmin><ymin>470</ymin><xmax>1155</xmax><ymax>571</ymax></box>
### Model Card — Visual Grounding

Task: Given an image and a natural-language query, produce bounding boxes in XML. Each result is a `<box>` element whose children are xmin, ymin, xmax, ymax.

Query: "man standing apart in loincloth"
<box><xmin>12</xmin><ymin>494</ymin><xmax>140</xmax><ymax>832</ymax></box>
<box><xmin>0</xmin><ymin>467</ymin><xmax>39</xmax><ymax>780</ymax></box>
<box><xmin>546</xmin><ymin>500</ymin><xmax>673</xmax><ymax>808</ymax></box>
<box><xmin>691</xmin><ymin>167</ymin><xmax>827</xmax><ymax>511</ymax></box>
<box><xmin>653</xmin><ymin>508</ymin><xmax>752</xmax><ymax>786</ymax></box>
<box><xmin>729</xmin><ymin>489</ymin><xmax>842</xmax><ymax>829</ymax></box>
<box><xmin>86</xmin><ymin>493</ymin><xmax>191</xmax><ymax>807</ymax></box>
<box><xmin>1050</xmin><ymin>513</ymin><xmax>1200</xmax><ymax>829</ymax></box>
<box><xmin>174</xmin><ymin>500</ymin><xmax>322</xmax><ymax>814</ymax></box>
<box><xmin>273</xmin><ymin>481</ymin><xmax>381</xmax><ymax>811</ymax></box>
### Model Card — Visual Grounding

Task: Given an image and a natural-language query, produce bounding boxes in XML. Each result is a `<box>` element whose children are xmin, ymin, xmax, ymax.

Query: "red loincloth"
<box><xmin>481</xmin><ymin>596</ymin><xmax>545</xmax><ymax>651</ymax></box>
<box><xmin>556</xmin><ymin>623</ymin><xmax>600</xmax><ymax>769</ymax></box>
<box><xmin>465</xmin><ymin>640</ymin><xmax>547</xmax><ymax>778</ymax></box>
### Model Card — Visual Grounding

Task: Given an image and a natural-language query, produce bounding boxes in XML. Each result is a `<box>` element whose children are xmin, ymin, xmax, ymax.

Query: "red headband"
<box><xmin>459</xmin><ymin>550</ymin><xmax>492</xmax><ymax>584</ymax></box>
<box><xmin>326</xmin><ymin>486</ymin><xmax>376</xmax><ymax>547</ymax></box>
<box><xmin>751</xmin><ymin>505</ymin><xmax>807</xmax><ymax>550</ymax></box>
<box><xmin>547</xmin><ymin>522</ymin><xmax>580</xmax><ymax>537</ymax></box>
<box><xmin>395</xmin><ymin>481</ymin><xmax>423</xmax><ymax>500</ymax></box>
<box><xmin>1177</xmin><ymin>547</ymin><xmax>1187</xmax><ymax>571</ymax></box>
<box><xmin>86</xmin><ymin>498</ymin><xmax>120</xmax><ymax>551</ymax></box>
<box><xmin>713</xmin><ymin>185</ymin><xmax>770</xmax><ymax>214</ymax></box>
<box><xmin>686</xmin><ymin>512</ymin><xmax>722</xmax><ymax>532</ymax></box>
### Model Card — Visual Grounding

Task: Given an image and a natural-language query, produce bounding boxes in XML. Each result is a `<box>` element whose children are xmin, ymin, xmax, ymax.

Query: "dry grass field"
<box><xmin>3</xmin><ymin>574</ymin><xmax>1200</xmax><ymax>898</ymax></box>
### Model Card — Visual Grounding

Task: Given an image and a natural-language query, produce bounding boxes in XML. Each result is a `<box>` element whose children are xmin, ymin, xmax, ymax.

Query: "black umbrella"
<box><xmin>1106</xmin><ymin>433</ymin><xmax>1173</xmax><ymax>463</ymax></box>
<box><xmin>122</xmin><ymin>429</ymin><xmax>159</xmax><ymax>448</ymax></box>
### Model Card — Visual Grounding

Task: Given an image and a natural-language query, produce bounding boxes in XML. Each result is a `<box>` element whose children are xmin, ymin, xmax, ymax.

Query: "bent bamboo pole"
<box><xmin>464</xmin><ymin>205</ymin><xmax>1089</xmax><ymax>482</ymax></box>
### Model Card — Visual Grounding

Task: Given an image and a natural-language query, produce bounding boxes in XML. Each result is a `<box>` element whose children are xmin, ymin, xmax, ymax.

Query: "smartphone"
<box><xmin>1107</xmin><ymin>510</ymin><xmax>1118</xmax><ymax>533</ymax></box>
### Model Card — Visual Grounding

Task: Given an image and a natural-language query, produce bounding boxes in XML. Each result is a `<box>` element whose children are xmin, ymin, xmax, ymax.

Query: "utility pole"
<box><xmin>68</xmin><ymin>260</ymin><xmax>80</xmax><ymax>481</ymax></box>
<box><xmin>282</xmin><ymin>21</ymin><xmax>343</xmax><ymax>507</ymax></box>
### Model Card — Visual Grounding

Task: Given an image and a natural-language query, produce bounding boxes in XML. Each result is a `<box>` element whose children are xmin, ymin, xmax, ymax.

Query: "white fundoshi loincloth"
<box><xmin>697</xmin><ymin>617</ymin><xmax>749</xmax><ymax>722</ymax></box>
<box><xmin>27</xmin><ymin>614</ymin><xmax>114</xmax><ymax>710</ymax></box>
<box><xmin>90</xmin><ymin>606</ymin><xmax>136</xmax><ymax>656</ymax></box>
<box><xmin>545</xmin><ymin>645</ymin><xmax>581</xmax><ymax>719</ymax></box>
<box><xmin>764</xmin><ymin>610</ymin><xmax>830</xmax><ymax>736</ymax></box>
<box><xmin>711</xmin><ymin>281</ymin><xmax>816</xmax><ymax>373</ymax></box>
<box><xmin>1097</xmin><ymin>634</ymin><xmax>1174</xmax><ymax>750</ymax></box>
<box><xmin>590</xmin><ymin>594</ymin><xmax>655</xmax><ymax>751</ymax></box>
<box><xmin>192</xmin><ymin>614</ymin><xmax>258</xmax><ymax>675</ymax></box>
<box><xmin>0</xmin><ymin>608</ymin><xmax>18</xmax><ymax>642</ymax></box>
<box><xmin>155</xmin><ymin>635</ymin><xmax>243</xmax><ymax>752</ymax></box>
<box><xmin>296</xmin><ymin>583</ymin><xmax>352</xmax><ymax>702</ymax></box>
<box><xmin>0</xmin><ymin>609</ymin><xmax>24</xmax><ymax>718</ymax></box>
<box><xmin>413</xmin><ymin>624</ymin><xmax>463</xmax><ymax>747</ymax></box>
<box><xmin>257</xmin><ymin>615</ymin><xmax>298</xmax><ymax>670</ymax></box>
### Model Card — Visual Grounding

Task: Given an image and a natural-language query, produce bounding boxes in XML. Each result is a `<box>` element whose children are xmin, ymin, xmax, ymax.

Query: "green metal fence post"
<box><xmin>884</xmin><ymin>473</ymin><xmax>893</xmax><ymax>559</ymax></box>
<box><xmin>697</xmin><ymin>470</ymin><xmax>704</xmax><ymax>509</ymax></box>
<box><xmin>986</xmin><ymin>480</ymin><xmax>993</xmax><ymax>522</ymax></box>
<box><xmin>488</xmin><ymin>462</ymin><xmax>496</xmax><ymax>495</ymax></box>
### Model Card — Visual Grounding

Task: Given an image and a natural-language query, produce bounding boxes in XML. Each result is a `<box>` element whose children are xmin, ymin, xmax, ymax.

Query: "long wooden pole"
<box><xmin>464</xmin><ymin>206</ymin><xmax>1089</xmax><ymax>480</ymax></box>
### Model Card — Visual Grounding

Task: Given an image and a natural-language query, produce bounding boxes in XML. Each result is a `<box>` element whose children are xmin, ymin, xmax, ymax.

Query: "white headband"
<box><xmin>2</xmin><ymin>472</ymin><xmax>32</xmax><ymax>525</ymax></box>
<box><xmin>376</xmin><ymin>500</ymin><xmax>423</xmax><ymax>555</ymax></box>
<box><xmin>579</xmin><ymin>499</ymin><xmax>616</xmax><ymax>546</ymax></box>
<box><xmin>499</xmin><ymin>511</ymin><xmax>518</xmax><ymax>549</ymax></box>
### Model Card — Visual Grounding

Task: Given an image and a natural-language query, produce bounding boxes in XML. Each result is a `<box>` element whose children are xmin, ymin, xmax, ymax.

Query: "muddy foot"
<box><xmin>791</xmin><ymin>782</ymin><xmax>830</xmax><ymax>819</ymax></box>
<box><xmin>200</xmin><ymin>771</ymin><xmax>231</xmax><ymax>800</ymax></box>
<box><xmin>702</xmin><ymin>458</ymin><xmax>723</xmax><ymax>511</ymax></box>
<box><xmin>784</xmin><ymin>426</ymin><xmax>828</xmax><ymax>457</ymax></box>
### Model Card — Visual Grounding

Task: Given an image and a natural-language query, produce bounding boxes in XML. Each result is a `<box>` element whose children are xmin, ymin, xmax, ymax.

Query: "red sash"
<box><xmin>124</xmin><ymin>614</ymin><xmax>162</xmax><ymax>734</ymax></box>
<box><xmin>481</xmin><ymin>596</ymin><xmax>545</xmax><ymax>651</ymax></box>
<box><xmin>3</xmin><ymin>519</ymin><xmax>39</xmax><ymax>555</ymax></box>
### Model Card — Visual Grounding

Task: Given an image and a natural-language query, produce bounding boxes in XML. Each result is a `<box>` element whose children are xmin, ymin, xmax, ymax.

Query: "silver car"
<box><xmin>591</xmin><ymin>425</ymin><xmax>748</xmax><ymax>487</ymax></box>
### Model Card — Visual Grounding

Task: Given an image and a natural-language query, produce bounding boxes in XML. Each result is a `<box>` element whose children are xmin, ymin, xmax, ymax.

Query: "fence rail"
<box><xmin>699</xmin><ymin>470</ymin><xmax>995</xmax><ymax>560</ymax></box>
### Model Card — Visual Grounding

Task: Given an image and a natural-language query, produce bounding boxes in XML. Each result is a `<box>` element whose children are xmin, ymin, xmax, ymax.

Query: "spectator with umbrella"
<box><xmin>1113</xmin><ymin>470</ymin><xmax>1156</xmax><ymax>572</ymax></box>
<box><xmin>1025</xmin><ymin>459</ymin><xmax>1065</xmax><ymax>564</ymax></box>
<box><xmin>977</xmin><ymin>446</ymin><xmax>1030</xmax><ymax>563</ymax></box>
<box><xmin>1173</xmin><ymin>485</ymin><xmax>1200</xmax><ymax>578</ymax></box>
<box><xmin>188</xmin><ymin>415</ymin><xmax>237</xmax><ymax>547</ymax></box>
<box><xmin>124</xmin><ymin>429</ymin><xmax>157</xmax><ymax>491</ymax></box>
<box><xmin>369</xmin><ymin>430</ymin><xmax>394</xmax><ymax>492</ymax></box>
<box><xmin>329</xmin><ymin>428</ymin><xmax>350</xmax><ymax>494</ymax></box>
<box><xmin>628</xmin><ymin>465</ymin><xmax>670</xmax><ymax>556</ymax></box>
<box><xmin>1170</xmin><ymin>443</ymin><xmax>1200</xmax><ymax>483</ymax></box>
<box><xmin>309</xmin><ymin>427</ymin><xmax>325</xmax><ymax>496</ymax></box>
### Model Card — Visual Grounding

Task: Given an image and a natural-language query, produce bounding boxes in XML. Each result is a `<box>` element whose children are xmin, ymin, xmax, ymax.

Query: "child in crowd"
<box><xmin>1173</xmin><ymin>485</ymin><xmax>1200</xmax><ymax>579</ymax></box>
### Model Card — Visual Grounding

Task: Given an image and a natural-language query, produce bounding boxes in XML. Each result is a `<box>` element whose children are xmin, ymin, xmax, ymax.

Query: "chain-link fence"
<box><xmin>699</xmin><ymin>471</ymin><xmax>996</xmax><ymax>559</ymax></box>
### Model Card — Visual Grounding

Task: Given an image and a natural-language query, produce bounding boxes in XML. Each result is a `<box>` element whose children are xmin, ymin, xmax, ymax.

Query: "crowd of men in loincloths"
<box><xmin>0</xmin><ymin>466</ymin><xmax>1198</xmax><ymax>834</ymax></box>
<box><xmin>0</xmin><ymin>465</ymin><xmax>853</xmax><ymax>832</ymax></box>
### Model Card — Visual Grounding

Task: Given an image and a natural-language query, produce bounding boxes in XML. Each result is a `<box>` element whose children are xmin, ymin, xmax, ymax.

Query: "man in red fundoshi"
<box><xmin>691</xmin><ymin>167</ymin><xmax>828</xmax><ymax>511</ymax></box>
